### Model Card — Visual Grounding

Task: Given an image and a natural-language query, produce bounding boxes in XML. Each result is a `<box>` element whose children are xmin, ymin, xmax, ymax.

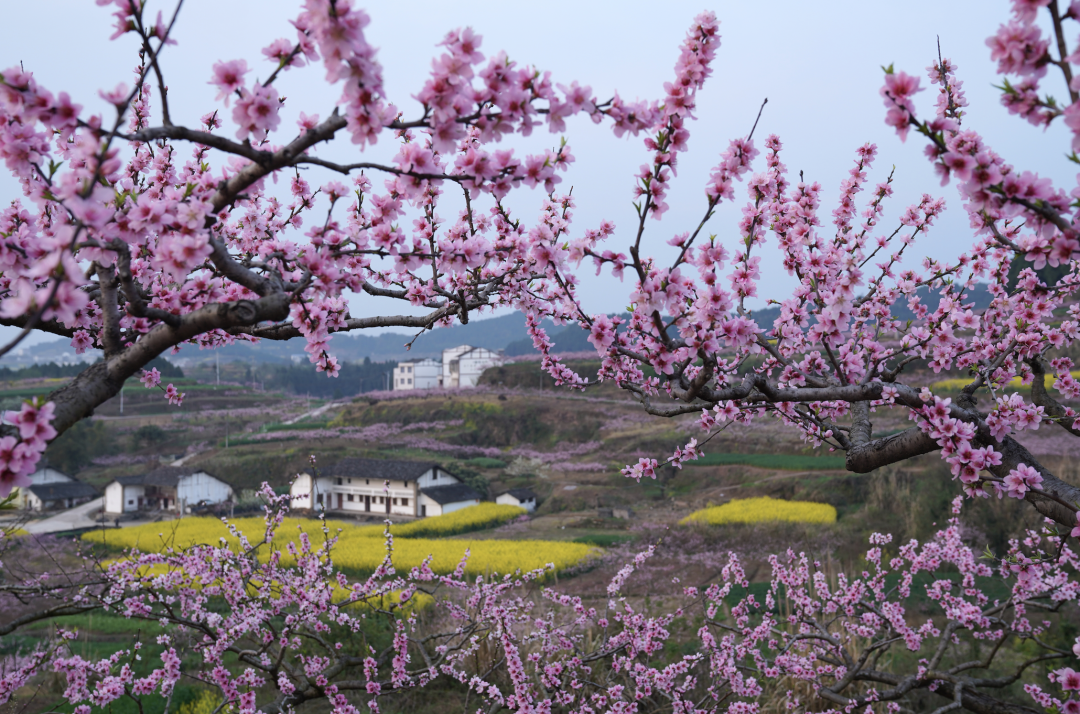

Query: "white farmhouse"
<box><xmin>392</xmin><ymin>358</ymin><xmax>441</xmax><ymax>390</ymax></box>
<box><xmin>444</xmin><ymin>346</ymin><xmax>504</xmax><ymax>388</ymax></box>
<box><xmin>15</xmin><ymin>467</ymin><xmax>75</xmax><ymax>509</ymax></box>
<box><xmin>104</xmin><ymin>467</ymin><xmax>233</xmax><ymax>514</ymax></box>
<box><xmin>291</xmin><ymin>458</ymin><xmax>483</xmax><ymax>517</ymax></box>
<box><xmin>496</xmin><ymin>488</ymin><xmax>538</xmax><ymax>513</ymax></box>
<box><xmin>441</xmin><ymin>345</ymin><xmax>475</xmax><ymax>388</ymax></box>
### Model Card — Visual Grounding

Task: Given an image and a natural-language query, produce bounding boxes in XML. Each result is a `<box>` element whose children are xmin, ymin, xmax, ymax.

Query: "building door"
<box><xmin>421</xmin><ymin>504</ymin><xmax>426</xmax><ymax>517</ymax></box>
<box><xmin>364</xmin><ymin>495</ymin><xmax>370</xmax><ymax>512</ymax></box>
<box><xmin>337</xmin><ymin>493</ymin><xmax>343</xmax><ymax>510</ymax></box>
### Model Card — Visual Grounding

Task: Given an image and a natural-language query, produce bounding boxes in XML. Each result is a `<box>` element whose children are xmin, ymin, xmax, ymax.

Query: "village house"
<box><xmin>17</xmin><ymin>467</ymin><xmax>99</xmax><ymax>511</ymax></box>
<box><xmin>15</xmin><ymin>467</ymin><xmax>75</xmax><ymax>509</ymax></box>
<box><xmin>104</xmin><ymin>467</ymin><xmax>234</xmax><ymax>514</ymax></box>
<box><xmin>291</xmin><ymin>458</ymin><xmax>483</xmax><ymax>517</ymax></box>
<box><xmin>495</xmin><ymin>487</ymin><xmax>538</xmax><ymax>513</ymax></box>
<box><xmin>392</xmin><ymin>357</ymin><xmax>441</xmax><ymax>390</ymax></box>
<box><xmin>443</xmin><ymin>346</ymin><xmax>504</xmax><ymax>388</ymax></box>
<box><xmin>391</xmin><ymin>346</ymin><xmax>506</xmax><ymax>391</ymax></box>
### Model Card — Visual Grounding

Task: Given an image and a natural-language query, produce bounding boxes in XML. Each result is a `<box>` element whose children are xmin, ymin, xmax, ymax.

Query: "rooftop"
<box><xmin>321</xmin><ymin>458</ymin><xmax>444</xmax><ymax>483</ymax></box>
<box><xmin>420</xmin><ymin>483</ymin><xmax>483</xmax><ymax>505</ymax></box>
<box><xmin>28</xmin><ymin>481</ymin><xmax>98</xmax><ymax>500</ymax></box>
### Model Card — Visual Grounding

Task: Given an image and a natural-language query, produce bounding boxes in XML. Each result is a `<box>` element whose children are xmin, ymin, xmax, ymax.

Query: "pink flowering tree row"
<box><xmin>2</xmin><ymin>490</ymin><xmax>1079</xmax><ymax>714</ymax></box>
<box><xmin>495</xmin><ymin>0</ymin><xmax>1080</xmax><ymax>535</ymax></box>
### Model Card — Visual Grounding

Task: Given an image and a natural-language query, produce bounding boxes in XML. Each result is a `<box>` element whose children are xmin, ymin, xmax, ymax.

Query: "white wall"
<box><xmin>393</xmin><ymin>363</ymin><xmax>416</xmax><ymax>390</ymax></box>
<box><xmin>105</xmin><ymin>482</ymin><xmax>124</xmax><ymax>514</ymax></box>
<box><xmin>106</xmin><ymin>482</ymin><xmax>145</xmax><ymax>513</ymax></box>
<box><xmin>413</xmin><ymin>359</ymin><xmax>441</xmax><ymax>389</ymax></box>
<box><xmin>30</xmin><ymin>468</ymin><xmax>71</xmax><ymax>485</ymax></box>
<box><xmin>418</xmin><ymin>492</ymin><xmax>443</xmax><ymax>518</ymax></box>
<box><xmin>395</xmin><ymin>359</ymin><xmax>444</xmax><ymax>390</ymax></box>
<box><xmin>442</xmin><ymin>345</ymin><xmax>474</xmax><ymax>388</ymax></box>
<box><xmin>496</xmin><ymin>493</ymin><xmax>536</xmax><ymax>513</ymax></box>
<box><xmin>458</xmin><ymin>348</ymin><xmax>504</xmax><ymax>388</ymax></box>
<box><xmin>177</xmin><ymin>472</ymin><xmax>232</xmax><ymax>508</ymax></box>
<box><xmin>441</xmin><ymin>498</ymin><xmax>480</xmax><ymax>515</ymax></box>
<box><xmin>416</xmin><ymin>467</ymin><xmax>458</xmax><ymax>489</ymax></box>
<box><xmin>290</xmin><ymin>474</ymin><xmax>335</xmax><ymax>510</ymax></box>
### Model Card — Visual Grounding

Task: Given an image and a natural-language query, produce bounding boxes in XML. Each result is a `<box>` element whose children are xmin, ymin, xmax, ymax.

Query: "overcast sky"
<box><xmin>1</xmin><ymin>1</ymin><xmax>1072</xmax><ymax>349</ymax></box>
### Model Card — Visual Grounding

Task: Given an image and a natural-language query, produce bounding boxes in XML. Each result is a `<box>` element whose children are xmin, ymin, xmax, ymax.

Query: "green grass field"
<box><xmin>691</xmin><ymin>452</ymin><xmax>847</xmax><ymax>470</ymax></box>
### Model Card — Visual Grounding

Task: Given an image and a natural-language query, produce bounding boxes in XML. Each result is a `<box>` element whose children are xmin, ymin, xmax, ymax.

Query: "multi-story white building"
<box><xmin>291</xmin><ymin>458</ymin><xmax>483</xmax><ymax>517</ymax></box>
<box><xmin>443</xmin><ymin>346</ymin><xmax>504</xmax><ymax>388</ymax></box>
<box><xmin>391</xmin><ymin>346</ymin><xmax>505</xmax><ymax>390</ymax></box>
<box><xmin>440</xmin><ymin>345</ymin><xmax>475</xmax><ymax>388</ymax></box>
<box><xmin>392</xmin><ymin>358</ymin><xmax>441</xmax><ymax>390</ymax></box>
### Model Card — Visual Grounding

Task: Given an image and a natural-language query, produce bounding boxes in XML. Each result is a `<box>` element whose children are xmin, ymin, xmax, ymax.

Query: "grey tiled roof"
<box><xmin>28</xmin><ymin>481</ymin><xmax>98</xmax><ymax>500</ymax></box>
<box><xmin>111</xmin><ymin>468</ymin><xmax>227</xmax><ymax>488</ymax></box>
<box><xmin>323</xmin><ymin>458</ymin><xmax>440</xmax><ymax>482</ymax></box>
<box><xmin>420</xmin><ymin>483</ymin><xmax>482</xmax><ymax>505</ymax></box>
<box><xmin>502</xmin><ymin>488</ymin><xmax>536</xmax><ymax>501</ymax></box>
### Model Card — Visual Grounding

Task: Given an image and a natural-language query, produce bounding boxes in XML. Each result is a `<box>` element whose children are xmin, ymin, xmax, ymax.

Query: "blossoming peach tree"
<box><xmin>3</xmin><ymin>0</ymin><xmax>1080</xmax><ymax>712</ymax></box>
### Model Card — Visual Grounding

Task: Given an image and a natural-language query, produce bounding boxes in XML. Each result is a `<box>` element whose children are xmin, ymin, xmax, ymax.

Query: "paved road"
<box><xmin>23</xmin><ymin>497</ymin><xmax>106</xmax><ymax>534</ymax></box>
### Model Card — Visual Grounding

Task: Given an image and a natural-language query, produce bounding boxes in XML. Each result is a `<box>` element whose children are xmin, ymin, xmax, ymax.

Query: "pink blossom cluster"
<box><xmin>0</xmin><ymin>399</ymin><xmax>54</xmax><ymax>497</ymax></box>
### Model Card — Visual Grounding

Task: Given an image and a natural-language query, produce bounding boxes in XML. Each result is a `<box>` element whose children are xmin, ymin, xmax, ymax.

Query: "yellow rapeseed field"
<box><xmin>84</xmin><ymin>513</ymin><xmax>596</xmax><ymax>577</ymax></box>
<box><xmin>930</xmin><ymin>369</ymin><xmax>1080</xmax><ymax>392</ymax></box>
<box><xmin>349</xmin><ymin>503</ymin><xmax>526</xmax><ymax>538</ymax></box>
<box><xmin>681</xmin><ymin>496</ymin><xmax>837</xmax><ymax>526</ymax></box>
<box><xmin>179</xmin><ymin>690</ymin><xmax>225</xmax><ymax>714</ymax></box>
<box><xmin>321</xmin><ymin>535</ymin><xmax>595</xmax><ymax>577</ymax></box>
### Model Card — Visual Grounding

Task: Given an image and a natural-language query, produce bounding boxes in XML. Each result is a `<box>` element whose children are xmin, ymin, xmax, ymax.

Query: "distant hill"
<box><xmin>750</xmin><ymin>283</ymin><xmax>995</xmax><ymax>331</ymax></box>
<box><xmin>3</xmin><ymin>283</ymin><xmax>1002</xmax><ymax>368</ymax></box>
<box><xmin>3</xmin><ymin>313</ymin><xmax>561</xmax><ymax>368</ymax></box>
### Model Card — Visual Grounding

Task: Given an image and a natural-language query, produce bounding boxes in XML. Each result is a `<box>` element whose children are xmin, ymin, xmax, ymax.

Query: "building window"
<box><xmin>366</xmin><ymin>479</ymin><xmax>370</xmax><ymax>485</ymax></box>
<box><xmin>378</xmin><ymin>497</ymin><xmax>384</xmax><ymax>504</ymax></box>
<box><xmin>347</xmin><ymin>494</ymin><xmax>355</xmax><ymax>502</ymax></box>
<box><xmin>402</xmin><ymin>498</ymin><xmax>409</xmax><ymax>506</ymax></box>
<box><xmin>347</xmin><ymin>478</ymin><xmax>352</xmax><ymax>484</ymax></box>
<box><xmin>128</xmin><ymin>499</ymin><xmax>134</xmax><ymax>505</ymax></box>
<box><xmin>335</xmin><ymin>478</ymin><xmax>342</xmax><ymax>486</ymax></box>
